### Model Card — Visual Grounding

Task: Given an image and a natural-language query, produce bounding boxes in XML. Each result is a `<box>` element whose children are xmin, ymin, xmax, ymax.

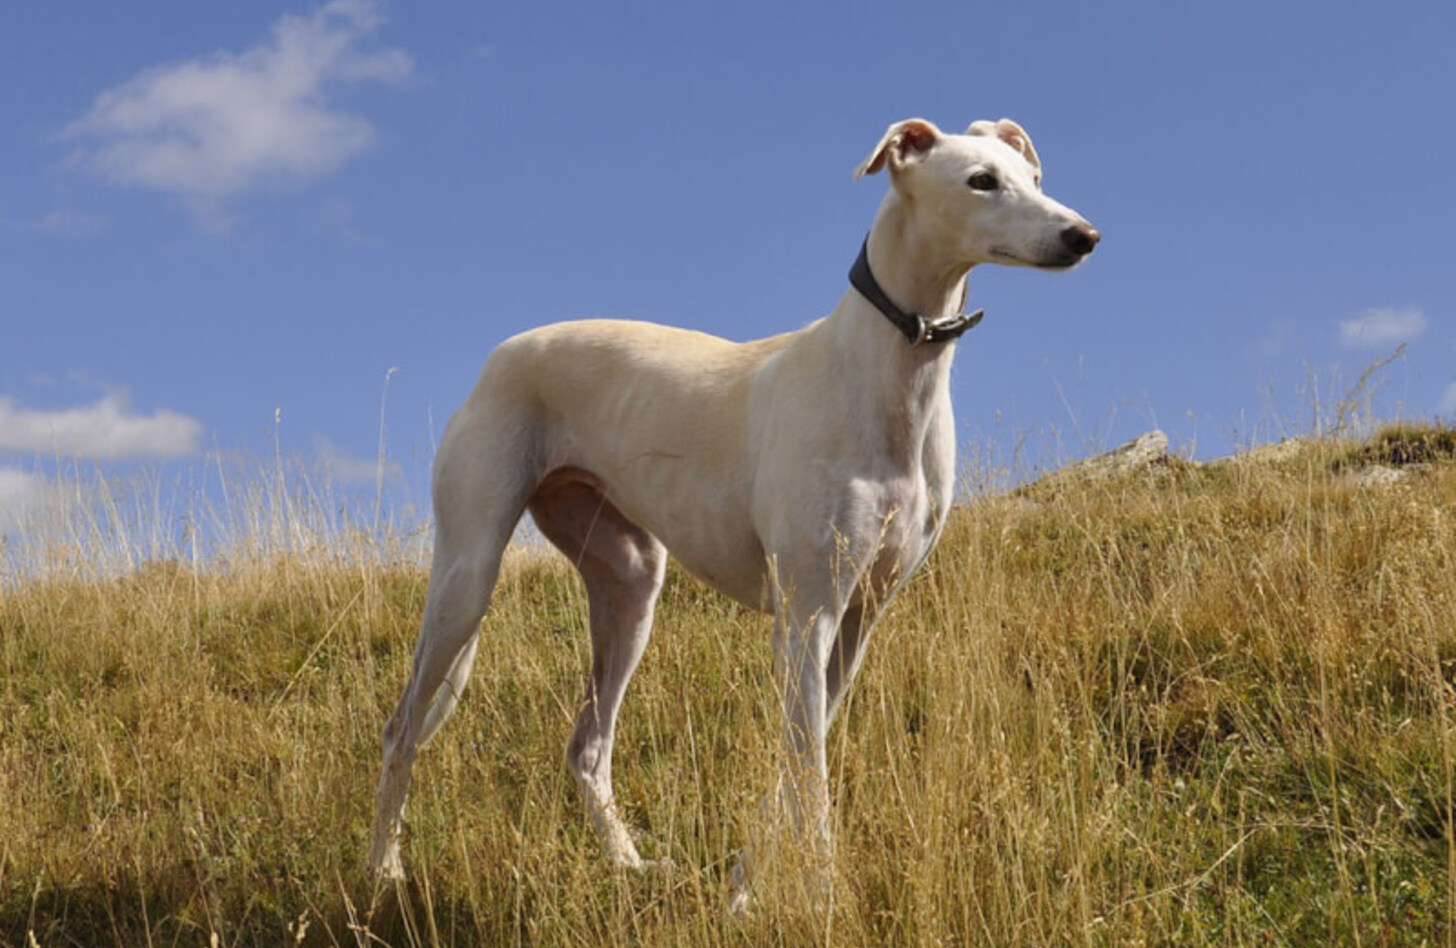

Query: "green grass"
<box><xmin>2</xmin><ymin>428</ymin><xmax>1455</xmax><ymax>946</ymax></box>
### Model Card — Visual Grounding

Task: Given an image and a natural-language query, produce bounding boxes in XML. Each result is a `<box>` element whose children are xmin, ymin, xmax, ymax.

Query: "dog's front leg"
<box><xmin>772</xmin><ymin>600</ymin><xmax>835</xmax><ymax>852</ymax></box>
<box><xmin>730</xmin><ymin>567</ymin><xmax>844</xmax><ymax>914</ymax></box>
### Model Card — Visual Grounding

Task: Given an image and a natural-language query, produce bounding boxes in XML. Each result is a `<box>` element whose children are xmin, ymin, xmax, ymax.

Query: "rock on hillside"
<box><xmin>1024</xmin><ymin>425</ymin><xmax>1444</xmax><ymax>495</ymax></box>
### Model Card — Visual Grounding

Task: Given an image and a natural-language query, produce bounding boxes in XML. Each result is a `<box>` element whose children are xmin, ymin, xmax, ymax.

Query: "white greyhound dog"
<box><xmin>370</xmin><ymin>117</ymin><xmax>1098</xmax><ymax>896</ymax></box>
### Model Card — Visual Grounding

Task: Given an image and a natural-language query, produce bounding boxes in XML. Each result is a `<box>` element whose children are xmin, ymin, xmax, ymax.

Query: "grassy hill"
<box><xmin>2</xmin><ymin>427</ymin><xmax>1454</xmax><ymax>946</ymax></box>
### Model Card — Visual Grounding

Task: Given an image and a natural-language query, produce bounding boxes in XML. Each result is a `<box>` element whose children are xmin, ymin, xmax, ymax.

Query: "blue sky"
<box><xmin>2</xmin><ymin>0</ymin><xmax>1453</xmax><ymax>536</ymax></box>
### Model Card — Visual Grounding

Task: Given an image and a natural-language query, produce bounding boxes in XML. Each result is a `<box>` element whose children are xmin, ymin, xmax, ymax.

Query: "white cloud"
<box><xmin>0</xmin><ymin>468</ymin><xmax>59</xmax><ymax>532</ymax></box>
<box><xmin>0</xmin><ymin>394</ymin><xmax>201</xmax><ymax>460</ymax></box>
<box><xmin>1338</xmin><ymin>307</ymin><xmax>1427</xmax><ymax>349</ymax></box>
<box><xmin>315</xmin><ymin>436</ymin><xmax>400</xmax><ymax>485</ymax></box>
<box><xmin>1440</xmin><ymin>381</ymin><xmax>1456</xmax><ymax>416</ymax></box>
<box><xmin>62</xmin><ymin>0</ymin><xmax>410</xmax><ymax>226</ymax></box>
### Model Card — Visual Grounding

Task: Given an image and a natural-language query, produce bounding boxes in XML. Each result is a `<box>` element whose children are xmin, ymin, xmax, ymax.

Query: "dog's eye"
<box><xmin>967</xmin><ymin>172</ymin><xmax>999</xmax><ymax>192</ymax></box>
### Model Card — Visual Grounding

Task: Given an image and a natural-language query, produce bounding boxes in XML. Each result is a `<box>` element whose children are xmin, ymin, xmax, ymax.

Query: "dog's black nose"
<box><xmin>1060</xmin><ymin>223</ymin><xmax>1100</xmax><ymax>256</ymax></box>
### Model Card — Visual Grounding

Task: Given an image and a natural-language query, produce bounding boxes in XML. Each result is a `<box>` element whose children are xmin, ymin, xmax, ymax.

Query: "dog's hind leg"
<box><xmin>529</xmin><ymin>470</ymin><xmax>667</xmax><ymax>869</ymax></box>
<box><xmin>369</xmin><ymin>412</ymin><xmax>535</xmax><ymax>879</ymax></box>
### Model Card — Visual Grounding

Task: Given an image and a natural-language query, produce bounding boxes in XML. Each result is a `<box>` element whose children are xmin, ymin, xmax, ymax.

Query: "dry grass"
<box><xmin>3</xmin><ymin>427</ymin><xmax>1455</xmax><ymax>946</ymax></box>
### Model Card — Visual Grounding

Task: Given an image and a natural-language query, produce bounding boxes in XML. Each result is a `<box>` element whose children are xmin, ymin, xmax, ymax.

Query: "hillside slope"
<box><xmin>2</xmin><ymin>428</ymin><xmax>1454</xmax><ymax>946</ymax></box>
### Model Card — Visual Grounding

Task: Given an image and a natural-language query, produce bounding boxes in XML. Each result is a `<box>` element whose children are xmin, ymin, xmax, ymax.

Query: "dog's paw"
<box><xmin>611</xmin><ymin>854</ymin><xmax>676</xmax><ymax>877</ymax></box>
<box><xmin>367</xmin><ymin>825</ymin><xmax>408</xmax><ymax>883</ymax></box>
<box><xmin>370</xmin><ymin>848</ymin><xmax>406</xmax><ymax>883</ymax></box>
<box><xmin>727</xmin><ymin>857</ymin><xmax>753</xmax><ymax>917</ymax></box>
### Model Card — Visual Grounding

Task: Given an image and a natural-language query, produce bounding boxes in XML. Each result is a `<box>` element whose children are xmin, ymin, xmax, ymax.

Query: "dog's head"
<box><xmin>855</xmin><ymin>118</ymin><xmax>1098</xmax><ymax>270</ymax></box>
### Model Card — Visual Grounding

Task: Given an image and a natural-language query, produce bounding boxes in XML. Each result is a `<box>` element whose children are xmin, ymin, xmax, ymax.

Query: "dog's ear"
<box><xmin>854</xmin><ymin>119</ymin><xmax>943</xmax><ymax>179</ymax></box>
<box><xmin>967</xmin><ymin>118</ymin><xmax>1042</xmax><ymax>184</ymax></box>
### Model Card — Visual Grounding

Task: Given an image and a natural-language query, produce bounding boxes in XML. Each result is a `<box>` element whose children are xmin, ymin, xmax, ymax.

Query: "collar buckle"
<box><xmin>910</xmin><ymin>314</ymin><xmax>930</xmax><ymax>347</ymax></box>
<box><xmin>848</xmin><ymin>236</ymin><xmax>983</xmax><ymax>347</ymax></box>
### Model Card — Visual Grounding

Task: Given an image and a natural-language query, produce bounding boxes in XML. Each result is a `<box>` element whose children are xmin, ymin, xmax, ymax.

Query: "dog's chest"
<box><xmin>871</xmin><ymin>473</ymin><xmax>951</xmax><ymax>582</ymax></box>
<box><xmin>835</xmin><ymin>435</ymin><xmax>953</xmax><ymax>593</ymax></box>
<box><xmin>875</xmin><ymin>401</ymin><xmax>956</xmax><ymax>576</ymax></box>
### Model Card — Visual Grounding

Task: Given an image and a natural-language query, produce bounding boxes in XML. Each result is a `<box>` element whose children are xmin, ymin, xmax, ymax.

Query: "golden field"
<box><xmin>3</xmin><ymin>427</ymin><xmax>1455</xmax><ymax>946</ymax></box>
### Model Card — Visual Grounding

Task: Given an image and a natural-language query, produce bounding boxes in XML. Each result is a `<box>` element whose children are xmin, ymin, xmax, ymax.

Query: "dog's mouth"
<box><xmin>988</xmin><ymin>248</ymin><xmax>1030</xmax><ymax>266</ymax></box>
<box><xmin>990</xmin><ymin>248</ymin><xmax>1087</xmax><ymax>270</ymax></box>
<box><xmin>1036</xmin><ymin>254</ymin><xmax>1086</xmax><ymax>272</ymax></box>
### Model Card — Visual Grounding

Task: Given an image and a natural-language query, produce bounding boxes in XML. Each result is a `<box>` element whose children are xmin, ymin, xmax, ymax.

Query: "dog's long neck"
<box><xmin>825</xmin><ymin>193</ymin><xmax>970</xmax><ymax>461</ymax></box>
<box><xmin>862</xmin><ymin>196</ymin><xmax>972</xmax><ymax>325</ymax></box>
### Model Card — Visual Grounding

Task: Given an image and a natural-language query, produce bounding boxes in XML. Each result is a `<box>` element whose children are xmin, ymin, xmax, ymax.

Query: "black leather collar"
<box><xmin>848</xmin><ymin>236</ymin><xmax>983</xmax><ymax>346</ymax></box>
